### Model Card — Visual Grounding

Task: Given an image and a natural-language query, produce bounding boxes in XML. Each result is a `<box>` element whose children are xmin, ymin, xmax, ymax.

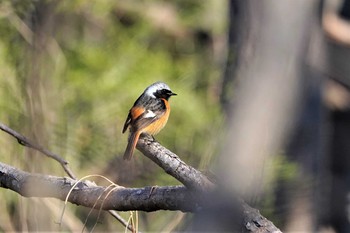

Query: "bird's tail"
<box><xmin>123</xmin><ymin>131</ymin><xmax>141</xmax><ymax>160</ymax></box>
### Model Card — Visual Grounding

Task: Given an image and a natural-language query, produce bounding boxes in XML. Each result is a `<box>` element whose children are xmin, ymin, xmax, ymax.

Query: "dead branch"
<box><xmin>0</xmin><ymin>162</ymin><xmax>197</xmax><ymax>212</ymax></box>
<box><xmin>137</xmin><ymin>134</ymin><xmax>214</xmax><ymax>192</ymax></box>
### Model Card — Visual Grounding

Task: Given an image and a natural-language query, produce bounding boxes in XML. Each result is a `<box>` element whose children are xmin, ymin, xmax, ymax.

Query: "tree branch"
<box><xmin>0</xmin><ymin>161</ymin><xmax>280</xmax><ymax>232</ymax></box>
<box><xmin>0</xmin><ymin>162</ymin><xmax>198</xmax><ymax>212</ymax></box>
<box><xmin>137</xmin><ymin>134</ymin><xmax>214</xmax><ymax>192</ymax></box>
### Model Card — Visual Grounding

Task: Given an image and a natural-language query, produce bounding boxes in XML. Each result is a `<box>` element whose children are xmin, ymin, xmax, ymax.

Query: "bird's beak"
<box><xmin>171</xmin><ymin>92</ymin><xmax>177</xmax><ymax>96</ymax></box>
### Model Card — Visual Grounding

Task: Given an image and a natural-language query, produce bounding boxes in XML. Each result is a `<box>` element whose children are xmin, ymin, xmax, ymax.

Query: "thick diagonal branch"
<box><xmin>136</xmin><ymin>134</ymin><xmax>214</xmax><ymax>192</ymax></box>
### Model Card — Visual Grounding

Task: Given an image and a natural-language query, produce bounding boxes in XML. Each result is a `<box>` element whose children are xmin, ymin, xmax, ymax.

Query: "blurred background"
<box><xmin>0</xmin><ymin>0</ymin><xmax>350</xmax><ymax>232</ymax></box>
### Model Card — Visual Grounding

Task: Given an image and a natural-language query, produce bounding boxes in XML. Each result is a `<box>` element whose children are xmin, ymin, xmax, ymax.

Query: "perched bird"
<box><xmin>122</xmin><ymin>82</ymin><xmax>176</xmax><ymax>160</ymax></box>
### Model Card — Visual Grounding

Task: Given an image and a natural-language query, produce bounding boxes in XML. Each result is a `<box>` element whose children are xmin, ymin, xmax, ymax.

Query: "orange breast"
<box><xmin>142</xmin><ymin>99</ymin><xmax>170</xmax><ymax>135</ymax></box>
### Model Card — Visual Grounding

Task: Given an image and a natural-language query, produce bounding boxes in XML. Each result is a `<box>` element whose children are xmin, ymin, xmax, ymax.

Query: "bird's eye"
<box><xmin>154</xmin><ymin>89</ymin><xmax>172</xmax><ymax>98</ymax></box>
<box><xmin>164</xmin><ymin>90</ymin><xmax>172</xmax><ymax>95</ymax></box>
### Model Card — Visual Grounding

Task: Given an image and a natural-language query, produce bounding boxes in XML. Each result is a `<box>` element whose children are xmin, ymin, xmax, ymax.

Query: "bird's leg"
<box><xmin>140</xmin><ymin>133</ymin><xmax>156</xmax><ymax>142</ymax></box>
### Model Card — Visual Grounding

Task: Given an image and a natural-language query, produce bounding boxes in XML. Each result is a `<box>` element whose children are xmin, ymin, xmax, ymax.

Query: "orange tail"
<box><xmin>123</xmin><ymin>131</ymin><xmax>141</xmax><ymax>160</ymax></box>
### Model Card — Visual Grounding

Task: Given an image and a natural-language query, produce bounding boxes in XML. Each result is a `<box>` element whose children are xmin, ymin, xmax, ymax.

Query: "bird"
<box><xmin>122</xmin><ymin>81</ymin><xmax>177</xmax><ymax>160</ymax></box>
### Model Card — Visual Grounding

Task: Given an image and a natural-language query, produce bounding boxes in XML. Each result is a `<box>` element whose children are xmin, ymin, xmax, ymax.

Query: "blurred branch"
<box><xmin>220</xmin><ymin>0</ymin><xmax>319</xmax><ymax>231</ymax></box>
<box><xmin>0</xmin><ymin>122</ymin><xmax>76</xmax><ymax>179</ymax></box>
<box><xmin>0</xmin><ymin>2</ymin><xmax>67</xmax><ymax>68</ymax></box>
<box><xmin>0</xmin><ymin>2</ymin><xmax>33</xmax><ymax>45</ymax></box>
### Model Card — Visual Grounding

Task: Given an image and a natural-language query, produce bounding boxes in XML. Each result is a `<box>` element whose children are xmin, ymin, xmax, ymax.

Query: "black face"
<box><xmin>154</xmin><ymin>89</ymin><xmax>177</xmax><ymax>100</ymax></box>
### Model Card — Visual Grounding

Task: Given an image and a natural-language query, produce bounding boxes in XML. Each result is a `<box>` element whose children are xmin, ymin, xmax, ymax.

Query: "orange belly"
<box><xmin>142</xmin><ymin>99</ymin><xmax>170</xmax><ymax>135</ymax></box>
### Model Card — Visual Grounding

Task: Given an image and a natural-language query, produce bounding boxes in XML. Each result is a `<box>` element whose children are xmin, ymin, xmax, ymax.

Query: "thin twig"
<box><xmin>108</xmin><ymin>210</ymin><xmax>136</xmax><ymax>232</ymax></box>
<box><xmin>0</xmin><ymin>122</ymin><xmax>76</xmax><ymax>179</ymax></box>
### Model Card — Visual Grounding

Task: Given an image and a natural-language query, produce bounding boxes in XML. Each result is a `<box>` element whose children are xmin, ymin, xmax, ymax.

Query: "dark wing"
<box><xmin>122</xmin><ymin>94</ymin><xmax>146</xmax><ymax>133</ymax></box>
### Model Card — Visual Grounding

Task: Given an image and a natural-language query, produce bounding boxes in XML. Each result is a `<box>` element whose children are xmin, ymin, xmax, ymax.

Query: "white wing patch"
<box><xmin>143</xmin><ymin>110</ymin><xmax>156</xmax><ymax>118</ymax></box>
